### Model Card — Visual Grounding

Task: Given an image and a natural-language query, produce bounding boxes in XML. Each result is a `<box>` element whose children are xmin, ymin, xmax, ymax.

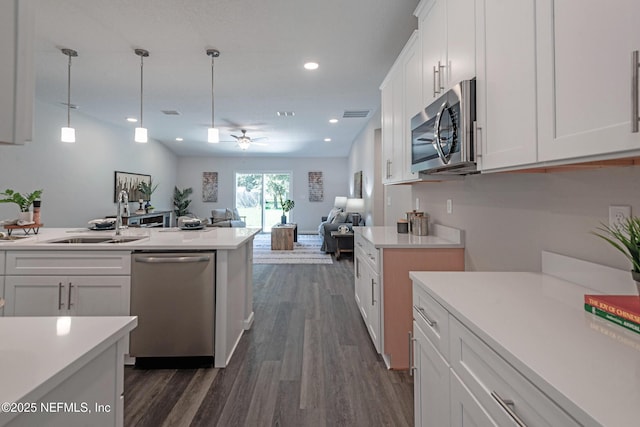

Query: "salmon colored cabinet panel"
<box><xmin>382</xmin><ymin>248</ymin><xmax>464</xmax><ymax>369</ymax></box>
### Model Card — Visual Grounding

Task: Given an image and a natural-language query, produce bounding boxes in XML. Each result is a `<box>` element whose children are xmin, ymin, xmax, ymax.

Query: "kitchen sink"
<box><xmin>46</xmin><ymin>236</ymin><xmax>146</xmax><ymax>244</ymax></box>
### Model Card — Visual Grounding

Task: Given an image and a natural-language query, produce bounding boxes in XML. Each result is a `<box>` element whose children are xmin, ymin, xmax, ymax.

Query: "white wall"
<box><xmin>347</xmin><ymin>110</ymin><xmax>384</xmax><ymax>226</ymax></box>
<box><xmin>412</xmin><ymin>166</ymin><xmax>640</xmax><ymax>272</ymax></box>
<box><xmin>0</xmin><ymin>100</ymin><xmax>178</xmax><ymax>226</ymax></box>
<box><xmin>176</xmin><ymin>156</ymin><xmax>349</xmax><ymax>233</ymax></box>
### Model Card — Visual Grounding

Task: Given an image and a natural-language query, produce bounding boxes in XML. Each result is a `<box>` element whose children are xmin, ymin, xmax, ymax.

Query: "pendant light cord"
<box><xmin>139</xmin><ymin>54</ymin><xmax>144</xmax><ymax>126</ymax></box>
<box><xmin>67</xmin><ymin>53</ymin><xmax>72</xmax><ymax>127</ymax></box>
<box><xmin>211</xmin><ymin>55</ymin><xmax>215</xmax><ymax>128</ymax></box>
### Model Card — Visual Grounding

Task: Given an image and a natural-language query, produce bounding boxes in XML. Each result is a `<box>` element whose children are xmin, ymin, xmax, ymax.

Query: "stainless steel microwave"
<box><xmin>410</xmin><ymin>80</ymin><xmax>476</xmax><ymax>174</ymax></box>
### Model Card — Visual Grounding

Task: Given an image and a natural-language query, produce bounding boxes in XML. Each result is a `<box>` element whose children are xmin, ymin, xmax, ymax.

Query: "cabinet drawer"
<box><xmin>412</xmin><ymin>281</ymin><xmax>449</xmax><ymax>361</ymax></box>
<box><xmin>449</xmin><ymin>317</ymin><xmax>580</xmax><ymax>427</ymax></box>
<box><xmin>355</xmin><ymin>234</ymin><xmax>379</xmax><ymax>272</ymax></box>
<box><xmin>6</xmin><ymin>251</ymin><xmax>131</xmax><ymax>275</ymax></box>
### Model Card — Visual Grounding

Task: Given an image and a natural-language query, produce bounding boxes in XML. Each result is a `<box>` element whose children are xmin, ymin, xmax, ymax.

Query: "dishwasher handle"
<box><xmin>135</xmin><ymin>255</ymin><xmax>211</xmax><ymax>264</ymax></box>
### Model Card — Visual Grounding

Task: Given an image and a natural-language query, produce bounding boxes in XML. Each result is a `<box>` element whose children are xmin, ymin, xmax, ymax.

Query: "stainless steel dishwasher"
<box><xmin>130</xmin><ymin>251</ymin><xmax>215</xmax><ymax>361</ymax></box>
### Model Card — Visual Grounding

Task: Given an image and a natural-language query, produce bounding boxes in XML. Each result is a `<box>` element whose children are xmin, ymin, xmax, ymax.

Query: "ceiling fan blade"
<box><xmin>253</xmin><ymin>142</ymin><xmax>269</xmax><ymax>146</ymax></box>
<box><xmin>252</xmin><ymin>136</ymin><xmax>268</xmax><ymax>141</ymax></box>
<box><xmin>230</xmin><ymin>134</ymin><xmax>240</xmax><ymax>139</ymax></box>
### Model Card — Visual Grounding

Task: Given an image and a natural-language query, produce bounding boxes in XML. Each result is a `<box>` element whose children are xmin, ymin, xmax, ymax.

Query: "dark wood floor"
<box><xmin>124</xmin><ymin>260</ymin><xmax>414</xmax><ymax>427</ymax></box>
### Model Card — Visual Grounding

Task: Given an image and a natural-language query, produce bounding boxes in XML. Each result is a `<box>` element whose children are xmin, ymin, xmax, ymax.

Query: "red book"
<box><xmin>584</xmin><ymin>295</ymin><xmax>640</xmax><ymax>325</ymax></box>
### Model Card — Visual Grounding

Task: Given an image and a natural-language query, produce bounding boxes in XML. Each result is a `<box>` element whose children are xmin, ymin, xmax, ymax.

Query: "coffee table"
<box><xmin>330</xmin><ymin>231</ymin><xmax>354</xmax><ymax>260</ymax></box>
<box><xmin>271</xmin><ymin>223</ymin><xmax>297</xmax><ymax>250</ymax></box>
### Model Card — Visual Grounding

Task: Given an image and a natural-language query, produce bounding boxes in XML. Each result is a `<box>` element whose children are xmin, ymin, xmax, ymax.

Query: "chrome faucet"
<box><xmin>116</xmin><ymin>190</ymin><xmax>129</xmax><ymax>235</ymax></box>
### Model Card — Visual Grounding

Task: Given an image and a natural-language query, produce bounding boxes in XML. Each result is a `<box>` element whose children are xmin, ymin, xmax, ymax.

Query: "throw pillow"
<box><xmin>326</xmin><ymin>207</ymin><xmax>342</xmax><ymax>223</ymax></box>
<box><xmin>332</xmin><ymin>211</ymin><xmax>348</xmax><ymax>224</ymax></box>
<box><xmin>231</xmin><ymin>207</ymin><xmax>241</xmax><ymax>220</ymax></box>
<box><xmin>211</xmin><ymin>208</ymin><xmax>228</xmax><ymax>223</ymax></box>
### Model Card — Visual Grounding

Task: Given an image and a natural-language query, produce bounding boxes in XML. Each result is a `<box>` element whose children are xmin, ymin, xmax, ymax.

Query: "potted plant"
<box><xmin>173</xmin><ymin>186</ymin><xmax>193</xmax><ymax>221</ymax></box>
<box><xmin>279</xmin><ymin>195</ymin><xmax>294</xmax><ymax>224</ymax></box>
<box><xmin>0</xmin><ymin>189</ymin><xmax>43</xmax><ymax>222</ymax></box>
<box><xmin>593</xmin><ymin>216</ymin><xmax>640</xmax><ymax>294</ymax></box>
<box><xmin>138</xmin><ymin>180</ymin><xmax>158</xmax><ymax>213</ymax></box>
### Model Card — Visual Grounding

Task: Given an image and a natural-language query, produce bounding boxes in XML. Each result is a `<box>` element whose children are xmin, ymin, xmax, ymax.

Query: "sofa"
<box><xmin>208</xmin><ymin>208</ymin><xmax>246</xmax><ymax>227</ymax></box>
<box><xmin>318</xmin><ymin>207</ymin><xmax>354</xmax><ymax>253</ymax></box>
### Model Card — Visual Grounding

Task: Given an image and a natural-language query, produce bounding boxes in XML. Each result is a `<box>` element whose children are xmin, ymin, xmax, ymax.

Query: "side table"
<box><xmin>271</xmin><ymin>223</ymin><xmax>297</xmax><ymax>250</ymax></box>
<box><xmin>330</xmin><ymin>231</ymin><xmax>354</xmax><ymax>260</ymax></box>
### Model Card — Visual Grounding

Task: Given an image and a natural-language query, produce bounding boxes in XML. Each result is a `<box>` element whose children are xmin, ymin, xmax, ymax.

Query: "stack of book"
<box><xmin>584</xmin><ymin>294</ymin><xmax>640</xmax><ymax>335</ymax></box>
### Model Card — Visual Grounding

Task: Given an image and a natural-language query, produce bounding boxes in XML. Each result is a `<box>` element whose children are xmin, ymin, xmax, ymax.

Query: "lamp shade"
<box><xmin>334</xmin><ymin>196</ymin><xmax>348</xmax><ymax>209</ymax></box>
<box><xmin>208</xmin><ymin>127</ymin><xmax>220</xmax><ymax>143</ymax></box>
<box><xmin>61</xmin><ymin>127</ymin><xmax>75</xmax><ymax>143</ymax></box>
<box><xmin>346</xmin><ymin>198</ymin><xmax>364</xmax><ymax>213</ymax></box>
<box><xmin>134</xmin><ymin>127</ymin><xmax>148</xmax><ymax>143</ymax></box>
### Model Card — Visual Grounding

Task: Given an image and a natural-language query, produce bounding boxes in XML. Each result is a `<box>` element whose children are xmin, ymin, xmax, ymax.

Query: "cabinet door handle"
<box><xmin>437</xmin><ymin>60</ymin><xmax>445</xmax><ymax>92</ymax></box>
<box><xmin>58</xmin><ymin>282</ymin><xmax>64</xmax><ymax>310</ymax></box>
<box><xmin>491</xmin><ymin>391</ymin><xmax>528</xmax><ymax>427</ymax></box>
<box><xmin>413</xmin><ymin>304</ymin><xmax>437</xmax><ymax>327</ymax></box>
<box><xmin>433</xmin><ymin>65</ymin><xmax>438</xmax><ymax>97</ymax></box>
<box><xmin>355</xmin><ymin>258</ymin><xmax>360</xmax><ymax>278</ymax></box>
<box><xmin>371</xmin><ymin>278</ymin><xmax>375</xmax><ymax>305</ymax></box>
<box><xmin>632</xmin><ymin>50</ymin><xmax>639</xmax><ymax>133</ymax></box>
<box><xmin>408</xmin><ymin>331</ymin><xmax>417</xmax><ymax>376</ymax></box>
<box><xmin>68</xmin><ymin>282</ymin><xmax>74</xmax><ymax>308</ymax></box>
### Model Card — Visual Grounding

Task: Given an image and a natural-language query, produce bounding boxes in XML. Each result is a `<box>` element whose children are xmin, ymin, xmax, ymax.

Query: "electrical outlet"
<box><xmin>609</xmin><ymin>205</ymin><xmax>631</xmax><ymax>229</ymax></box>
<box><xmin>447</xmin><ymin>199</ymin><xmax>452</xmax><ymax>214</ymax></box>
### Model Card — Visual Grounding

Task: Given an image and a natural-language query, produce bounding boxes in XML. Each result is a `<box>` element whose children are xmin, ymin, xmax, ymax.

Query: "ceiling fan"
<box><xmin>226</xmin><ymin>129</ymin><xmax>268</xmax><ymax>150</ymax></box>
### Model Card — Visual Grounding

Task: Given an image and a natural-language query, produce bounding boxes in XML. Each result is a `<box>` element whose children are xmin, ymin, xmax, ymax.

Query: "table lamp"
<box><xmin>346</xmin><ymin>198</ymin><xmax>364</xmax><ymax>226</ymax></box>
<box><xmin>334</xmin><ymin>196</ymin><xmax>348</xmax><ymax>210</ymax></box>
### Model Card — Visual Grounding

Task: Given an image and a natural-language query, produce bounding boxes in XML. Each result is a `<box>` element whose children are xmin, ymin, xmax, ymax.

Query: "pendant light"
<box><xmin>134</xmin><ymin>48</ymin><xmax>149</xmax><ymax>143</ymax></box>
<box><xmin>206</xmin><ymin>48</ymin><xmax>220</xmax><ymax>143</ymax></box>
<box><xmin>60</xmin><ymin>48</ymin><xmax>78</xmax><ymax>143</ymax></box>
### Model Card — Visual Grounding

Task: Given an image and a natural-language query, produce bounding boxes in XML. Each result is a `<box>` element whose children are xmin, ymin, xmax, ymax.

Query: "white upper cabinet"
<box><xmin>536</xmin><ymin>0</ymin><xmax>640</xmax><ymax>162</ymax></box>
<box><xmin>417</xmin><ymin>0</ymin><xmax>475</xmax><ymax>107</ymax></box>
<box><xmin>476</xmin><ymin>0</ymin><xmax>538</xmax><ymax>171</ymax></box>
<box><xmin>381</xmin><ymin>31</ymin><xmax>421</xmax><ymax>184</ymax></box>
<box><xmin>0</xmin><ymin>0</ymin><xmax>34</xmax><ymax>145</ymax></box>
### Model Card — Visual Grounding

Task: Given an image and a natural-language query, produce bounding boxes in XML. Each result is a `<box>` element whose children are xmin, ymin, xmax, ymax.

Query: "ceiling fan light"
<box><xmin>238</xmin><ymin>139</ymin><xmax>250</xmax><ymax>150</ymax></box>
<box><xmin>61</xmin><ymin>127</ymin><xmax>75</xmax><ymax>143</ymax></box>
<box><xmin>208</xmin><ymin>127</ymin><xmax>220</xmax><ymax>143</ymax></box>
<box><xmin>135</xmin><ymin>127</ymin><xmax>148</xmax><ymax>143</ymax></box>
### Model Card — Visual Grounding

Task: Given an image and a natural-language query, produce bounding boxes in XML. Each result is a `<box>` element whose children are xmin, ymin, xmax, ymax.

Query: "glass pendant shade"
<box><xmin>208</xmin><ymin>127</ymin><xmax>220</xmax><ymax>143</ymax></box>
<box><xmin>135</xmin><ymin>127</ymin><xmax>148</xmax><ymax>143</ymax></box>
<box><xmin>61</xmin><ymin>127</ymin><xmax>76</xmax><ymax>143</ymax></box>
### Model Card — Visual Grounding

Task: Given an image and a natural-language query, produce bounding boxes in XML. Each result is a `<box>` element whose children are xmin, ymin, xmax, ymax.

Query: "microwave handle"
<box><xmin>432</xmin><ymin>101</ymin><xmax>448</xmax><ymax>163</ymax></box>
<box><xmin>474</xmin><ymin>121</ymin><xmax>482</xmax><ymax>159</ymax></box>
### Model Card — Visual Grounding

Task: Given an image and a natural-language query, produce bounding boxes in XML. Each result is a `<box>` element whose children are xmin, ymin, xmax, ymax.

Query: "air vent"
<box><xmin>161</xmin><ymin>110</ymin><xmax>181</xmax><ymax>116</ymax></box>
<box><xmin>277</xmin><ymin>111</ymin><xmax>295</xmax><ymax>117</ymax></box>
<box><xmin>343</xmin><ymin>109</ymin><xmax>370</xmax><ymax>118</ymax></box>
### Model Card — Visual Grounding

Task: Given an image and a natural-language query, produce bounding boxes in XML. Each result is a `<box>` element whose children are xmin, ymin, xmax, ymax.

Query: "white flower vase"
<box><xmin>18</xmin><ymin>211</ymin><xmax>33</xmax><ymax>223</ymax></box>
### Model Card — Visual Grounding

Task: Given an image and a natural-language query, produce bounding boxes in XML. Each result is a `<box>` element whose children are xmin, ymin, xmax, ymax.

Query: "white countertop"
<box><xmin>0</xmin><ymin>227</ymin><xmax>261</xmax><ymax>251</ymax></box>
<box><xmin>354</xmin><ymin>224</ymin><xmax>464</xmax><ymax>248</ymax></box>
<box><xmin>410</xmin><ymin>270</ymin><xmax>640</xmax><ymax>427</ymax></box>
<box><xmin>0</xmin><ymin>316</ymin><xmax>137</xmax><ymax>420</ymax></box>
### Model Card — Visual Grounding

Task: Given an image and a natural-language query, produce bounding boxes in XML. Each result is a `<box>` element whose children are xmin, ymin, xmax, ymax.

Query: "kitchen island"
<box><xmin>0</xmin><ymin>316</ymin><xmax>137</xmax><ymax>427</ymax></box>
<box><xmin>0</xmin><ymin>227</ymin><xmax>260</xmax><ymax>368</ymax></box>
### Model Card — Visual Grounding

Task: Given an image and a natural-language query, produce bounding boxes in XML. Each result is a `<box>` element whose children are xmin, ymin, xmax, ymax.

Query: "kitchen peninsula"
<box><xmin>0</xmin><ymin>227</ymin><xmax>260</xmax><ymax>368</ymax></box>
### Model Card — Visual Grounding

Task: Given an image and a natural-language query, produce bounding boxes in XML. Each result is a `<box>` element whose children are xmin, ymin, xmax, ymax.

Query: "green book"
<box><xmin>585</xmin><ymin>303</ymin><xmax>640</xmax><ymax>335</ymax></box>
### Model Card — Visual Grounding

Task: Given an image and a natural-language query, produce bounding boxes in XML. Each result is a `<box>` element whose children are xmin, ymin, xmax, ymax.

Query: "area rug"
<box><xmin>252</xmin><ymin>233</ymin><xmax>333</xmax><ymax>264</ymax></box>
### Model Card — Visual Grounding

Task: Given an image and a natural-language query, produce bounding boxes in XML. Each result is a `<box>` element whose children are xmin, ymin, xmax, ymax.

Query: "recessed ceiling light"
<box><xmin>175</xmin><ymin>137</ymin><xmax>183</xmax><ymax>142</ymax></box>
<box><xmin>304</xmin><ymin>62</ymin><xmax>319</xmax><ymax>70</ymax></box>
<box><xmin>126</xmin><ymin>117</ymin><xmax>138</xmax><ymax>123</ymax></box>
<box><xmin>329</xmin><ymin>119</ymin><xmax>338</xmax><ymax>124</ymax></box>
<box><xmin>324</xmin><ymin>138</ymin><xmax>332</xmax><ymax>142</ymax></box>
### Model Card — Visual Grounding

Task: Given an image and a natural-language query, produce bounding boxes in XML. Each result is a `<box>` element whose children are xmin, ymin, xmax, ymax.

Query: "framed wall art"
<box><xmin>354</xmin><ymin>171</ymin><xmax>362</xmax><ymax>198</ymax></box>
<box><xmin>308</xmin><ymin>171</ymin><xmax>323</xmax><ymax>202</ymax></box>
<box><xmin>202</xmin><ymin>171</ymin><xmax>218</xmax><ymax>202</ymax></box>
<box><xmin>114</xmin><ymin>171</ymin><xmax>150</xmax><ymax>202</ymax></box>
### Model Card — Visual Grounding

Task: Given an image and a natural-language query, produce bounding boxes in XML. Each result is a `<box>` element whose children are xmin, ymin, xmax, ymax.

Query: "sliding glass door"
<box><xmin>235</xmin><ymin>172</ymin><xmax>291</xmax><ymax>232</ymax></box>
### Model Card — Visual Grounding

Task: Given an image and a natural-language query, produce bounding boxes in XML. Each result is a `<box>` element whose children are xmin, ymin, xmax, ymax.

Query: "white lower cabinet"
<box><xmin>4</xmin><ymin>251</ymin><xmax>131</xmax><ymax>317</ymax></box>
<box><xmin>413</xmin><ymin>321</ymin><xmax>450</xmax><ymax>427</ymax></box>
<box><xmin>354</xmin><ymin>240</ymin><xmax>381</xmax><ymax>353</ymax></box>
<box><xmin>4</xmin><ymin>275</ymin><xmax>129</xmax><ymax>316</ymax></box>
<box><xmin>412</xmin><ymin>281</ymin><xmax>580</xmax><ymax>427</ymax></box>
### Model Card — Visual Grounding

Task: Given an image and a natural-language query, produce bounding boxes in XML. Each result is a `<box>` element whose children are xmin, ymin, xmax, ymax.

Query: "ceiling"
<box><xmin>33</xmin><ymin>0</ymin><xmax>418</xmax><ymax>157</ymax></box>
